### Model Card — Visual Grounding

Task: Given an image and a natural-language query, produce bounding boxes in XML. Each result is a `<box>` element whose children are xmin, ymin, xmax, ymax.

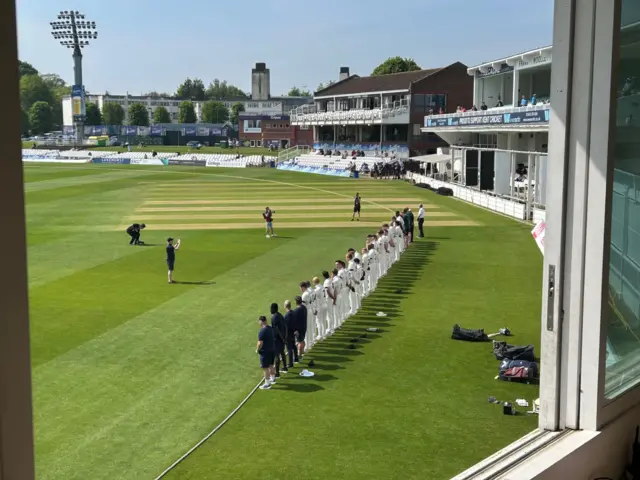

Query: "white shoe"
<box><xmin>269</xmin><ymin>377</ymin><xmax>276</xmax><ymax>384</ymax></box>
<box><xmin>266</xmin><ymin>234</ymin><xmax>270</xmax><ymax>238</ymax></box>
<box><xmin>260</xmin><ymin>383</ymin><xmax>271</xmax><ymax>390</ymax></box>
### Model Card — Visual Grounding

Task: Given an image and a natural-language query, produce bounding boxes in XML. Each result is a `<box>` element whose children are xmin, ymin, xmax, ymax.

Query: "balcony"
<box><xmin>423</xmin><ymin>103</ymin><xmax>550</xmax><ymax>132</ymax></box>
<box><xmin>291</xmin><ymin>99</ymin><xmax>410</xmax><ymax>126</ymax></box>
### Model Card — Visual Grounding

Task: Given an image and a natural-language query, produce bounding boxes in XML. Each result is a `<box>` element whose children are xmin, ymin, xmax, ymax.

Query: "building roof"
<box><xmin>314</xmin><ymin>67</ymin><xmax>446</xmax><ymax>97</ymax></box>
<box><xmin>467</xmin><ymin>45</ymin><xmax>552</xmax><ymax>74</ymax></box>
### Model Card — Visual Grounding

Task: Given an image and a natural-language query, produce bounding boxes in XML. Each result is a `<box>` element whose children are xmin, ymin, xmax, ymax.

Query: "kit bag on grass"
<box><xmin>493</xmin><ymin>342</ymin><xmax>536</xmax><ymax>362</ymax></box>
<box><xmin>451</xmin><ymin>324</ymin><xmax>490</xmax><ymax>342</ymax></box>
<box><xmin>499</xmin><ymin>359</ymin><xmax>539</xmax><ymax>383</ymax></box>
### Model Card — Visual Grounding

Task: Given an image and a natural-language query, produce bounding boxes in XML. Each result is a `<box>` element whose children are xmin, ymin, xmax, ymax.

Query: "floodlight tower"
<box><xmin>50</xmin><ymin>11</ymin><xmax>98</xmax><ymax>143</ymax></box>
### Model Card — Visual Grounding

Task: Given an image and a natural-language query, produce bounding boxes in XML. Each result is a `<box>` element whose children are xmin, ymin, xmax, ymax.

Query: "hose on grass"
<box><xmin>153</xmin><ymin>377</ymin><xmax>265</xmax><ymax>479</ymax></box>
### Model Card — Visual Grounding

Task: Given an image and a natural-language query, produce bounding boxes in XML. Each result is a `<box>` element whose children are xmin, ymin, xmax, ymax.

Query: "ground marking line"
<box><xmin>153</xmin><ymin>377</ymin><xmax>265</xmax><ymax>479</ymax></box>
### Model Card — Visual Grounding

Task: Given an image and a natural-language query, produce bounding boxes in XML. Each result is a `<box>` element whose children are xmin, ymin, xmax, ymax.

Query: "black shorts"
<box><xmin>259</xmin><ymin>352</ymin><xmax>275</xmax><ymax>368</ymax></box>
<box><xmin>167</xmin><ymin>259</ymin><xmax>175</xmax><ymax>271</ymax></box>
<box><xmin>354</xmin><ymin>205</ymin><xmax>361</xmax><ymax>213</ymax></box>
<box><xmin>296</xmin><ymin>329</ymin><xmax>307</xmax><ymax>342</ymax></box>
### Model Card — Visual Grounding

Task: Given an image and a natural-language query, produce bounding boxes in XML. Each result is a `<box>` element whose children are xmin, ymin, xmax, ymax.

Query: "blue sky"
<box><xmin>17</xmin><ymin>0</ymin><xmax>554</xmax><ymax>96</ymax></box>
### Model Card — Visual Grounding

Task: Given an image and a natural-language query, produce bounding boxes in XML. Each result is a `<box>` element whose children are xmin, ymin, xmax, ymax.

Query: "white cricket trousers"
<box><xmin>306</xmin><ymin>311</ymin><xmax>315</xmax><ymax>349</ymax></box>
<box><xmin>316</xmin><ymin>305</ymin><xmax>327</xmax><ymax>339</ymax></box>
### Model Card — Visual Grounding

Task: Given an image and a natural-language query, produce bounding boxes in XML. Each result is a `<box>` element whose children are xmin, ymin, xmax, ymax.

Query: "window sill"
<box><xmin>451</xmin><ymin>429</ymin><xmax>579</xmax><ymax>480</ymax></box>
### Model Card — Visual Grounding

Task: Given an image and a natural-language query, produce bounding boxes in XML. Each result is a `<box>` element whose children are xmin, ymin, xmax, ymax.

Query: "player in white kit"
<box><xmin>304</xmin><ymin>281</ymin><xmax>317</xmax><ymax>350</ymax></box>
<box><xmin>331</xmin><ymin>268</ymin><xmax>342</xmax><ymax>331</ymax></box>
<box><xmin>346</xmin><ymin>252</ymin><xmax>361</xmax><ymax>313</ymax></box>
<box><xmin>361</xmin><ymin>247</ymin><xmax>370</xmax><ymax>296</ymax></box>
<box><xmin>322</xmin><ymin>271</ymin><xmax>336</xmax><ymax>335</ymax></box>
<box><xmin>393</xmin><ymin>221</ymin><xmax>403</xmax><ymax>260</ymax></box>
<box><xmin>313</xmin><ymin>277</ymin><xmax>326</xmax><ymax>340</ymax></box>
<box><xmin>300</xmin><ymin>282</ymin><xmax>311</xmax><ymax>353</ymax></box>
<box><xmin>335</xmin><ymin>261</ymin><xmax>349</xmax><ymax>324</ymax></box>
<box><xmin>353</xmin><ymin>257</ymin><xmax>365</xmax><ymax>303</ymax></box>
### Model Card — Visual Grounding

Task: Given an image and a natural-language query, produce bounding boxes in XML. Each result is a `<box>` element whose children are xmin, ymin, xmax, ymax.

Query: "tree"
<box><xmin>316</xmin><ymin>80</ymin><xmax>335</xmax><ymax>92</ymax></box>
<box><xmin>85</xmin><ymin>103</ymin><xmax>103</xmax><ymax>126</ymax></box>
<box><xmin>153</xmin><ymin>106</ymin><xmax>171</xmax><ymax>124</ymax></box>
<box><xmin>371</xmin><ymin>57</ymin><xmax>421</xmax><ymax>76</ymax></box>
<box><xmin>40</xmin><ymin>73</ymin><xmax>67</xmax><ymax>90</ymax></box>
<box><xmin>176</xmin><ymin>78</ymin><xmax>206</xmax><ymax>100</ymax></box>
<box><xmin>19</xmin><ymin>60</ymin><xmax>38</xmax><ymax>78</ymax></box>
<box><xmin>201</xmin><ymin>100</ymin><xmax>229</xmax><ymax>123</ymax></box>
<box><xmin>178</xmin><ymin>101</ymin><xmax>197</xmax><ymax>123</ymax></box>
<box><xmin>229</xmin><ymin>102</ymin><xmax>245</xmax><ymax>125</ymax></box>
<box><xmin>102</xmin><ymin>102</ymin><xmax>125</xmax><ymax>125</ymax></box>
<box><xmin>205</xmin><ymin>79</ymin><xmax>248</xmax><ymax>99</ymax></box>
<box><xmin>287</xmin><ymin>86</ymin><xmax>312</xmax><ymax>97</ymax></box>
<box><xmin>144</xmin><ymin>91</ymin><xmax>172</xmax><ymax>98</ymax></box>
<box><xmin>19</xmin><ymin>74</ymin><xmax>54</xmax><ymax>112</ymax></box>
<box><xmin>128</xmin><ymin>103</ymin><xmax>150</xmax><ymax>126</ymax></box>
<box><xmin>20</xmin><ymin>108</ymin><xmax>30</xmax><ymax>135</ymax></box>
<box><xmin>40</xmin><ymin>75</ymin><xmax>70</xmax><ymax>130</ymax></box>
<box><xmin>28</xmin><ymin>101</ymin><xmax>53</xmax><ymax>134</ymax></box>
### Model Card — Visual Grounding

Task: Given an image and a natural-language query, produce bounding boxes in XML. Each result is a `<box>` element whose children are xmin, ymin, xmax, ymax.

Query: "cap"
<box><xmin>167</xmin><ymin>237</ymin><xmax>174</xmax><ymax>242</ymax></box>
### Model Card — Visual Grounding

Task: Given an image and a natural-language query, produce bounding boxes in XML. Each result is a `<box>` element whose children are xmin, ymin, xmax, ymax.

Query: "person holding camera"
<box><xmin>126</xmin><ymin>223</ymin><xmax>146</xmax><ymax>245</ymax></box>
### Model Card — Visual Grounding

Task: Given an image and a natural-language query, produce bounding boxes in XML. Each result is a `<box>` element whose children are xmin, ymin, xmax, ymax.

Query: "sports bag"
<box><xmin>498</xmin><ymin>359</ymin><xmax>539</xmax><ymax>383</ymax></box>
<box><xmin>493</xmin><ymin>342</ymin><xmax>536</xmax><ymax>362</ymax></box>
<box><xmin>451</xmin><ymin>324</ymin><xmax>489</xmax><ymax>342</ymax></box>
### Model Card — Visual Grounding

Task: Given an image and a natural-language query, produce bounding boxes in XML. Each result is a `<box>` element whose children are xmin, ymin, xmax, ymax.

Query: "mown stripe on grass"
<box><xmin>24</xmin><ymin>170</ymin><xmax>157</xmax><ymax>192</ymax></box>
<box><xmin>124</xmin><ymin>211</ymin><xmax>459</xmax><ymax>221</ymax></box>
<box><xmin>142</xmin><ymin>197</ymin><xmax>423</xmax><ymax>205</ymax></box>
<box><xmin>136</xmin><ymin>204</ymin><xmax>441</xmax><ymax>212</ymax></box>
<box><xmin>111</xmin><ymin>220</ymin><xmax>480</xmax><ymax>230</ymax></box>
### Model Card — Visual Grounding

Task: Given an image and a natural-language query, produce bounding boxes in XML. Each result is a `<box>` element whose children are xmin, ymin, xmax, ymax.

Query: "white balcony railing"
<box><xmin>290</xmin><ymin>99</ymin><xmax>410</xmax><ymax>124</ymax></box>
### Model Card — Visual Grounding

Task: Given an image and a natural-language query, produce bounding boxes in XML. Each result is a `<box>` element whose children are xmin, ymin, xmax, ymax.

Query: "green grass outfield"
<box><xmin>23</xmin><ymin>142</ymin><xmax>277</xmax><ymax>156</ymax></box>
<box><xmin>25</xmin><ymin>163</ymin><xmax>542</xmax><ymax>480</ymax></box>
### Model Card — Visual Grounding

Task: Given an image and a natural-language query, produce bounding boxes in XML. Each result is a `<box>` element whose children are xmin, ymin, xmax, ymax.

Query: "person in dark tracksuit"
<box><xmin>283</xmin><ymin>300</ymin><xmax>298</xmax><ymax>367</ymax></box>
<box><xmin>126</xmin><ymin>223</ymin><xmax>146</xmax><ymax>245</ymax></box>
<box><xmin>293</xmin><ymin>296</ymin><xmax>308</xmax><ymax>359</ymax></box>
<box><xmin>270</xmin><ymin>303</ymin><xmax>288</xmax><ymax>377</ymax></box>
<box><xmin>257</xmin><ymin>316</ymin><xmax>276</xmax><ymax>390</ymax></box>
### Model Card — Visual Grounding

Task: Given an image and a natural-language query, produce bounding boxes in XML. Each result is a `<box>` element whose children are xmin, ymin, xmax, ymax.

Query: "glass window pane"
<box><xmin>604</xmin><ymin>0</ymin><xmax>640</xmax><ymax>398</ymax></box>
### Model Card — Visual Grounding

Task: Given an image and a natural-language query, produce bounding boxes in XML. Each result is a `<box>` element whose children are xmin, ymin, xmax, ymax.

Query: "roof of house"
<box><xmin>314</xmin><ymin>66</ymin><xmax>450</xmax><ymax>97</ymax></box>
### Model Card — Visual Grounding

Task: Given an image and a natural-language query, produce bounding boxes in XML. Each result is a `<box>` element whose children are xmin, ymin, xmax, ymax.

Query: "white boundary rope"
<box><xmin>153</xmin><ymin>377</ymin><xmax>265</xmax><ymax>479</ymax></box>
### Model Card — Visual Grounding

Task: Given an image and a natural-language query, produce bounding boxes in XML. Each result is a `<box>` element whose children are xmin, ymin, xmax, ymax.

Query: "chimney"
<box><xmin>339</xmin><ymin>67</ymin><xmax>350</xmax><ymax>81</ymax></box>
<box><xmin>251</xmin><ymin>62</ymin><xmax>270</xmax><ymax>101</ymax></box>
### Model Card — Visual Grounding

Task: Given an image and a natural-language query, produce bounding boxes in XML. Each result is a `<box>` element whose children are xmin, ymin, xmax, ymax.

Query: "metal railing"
<box><xmin>290</xmin><ymin>99</ymin><xmax>410</xmax><ymax>123</ymax></box>
<box><xmin>277</xmin><ymin>145</ymin><xmax>310</xmax><ymax>163</ymax></box>
<box><xmin>424</xmin><ymin>103</ymin><xmax>550</xmax><ymax>121</ymax></box>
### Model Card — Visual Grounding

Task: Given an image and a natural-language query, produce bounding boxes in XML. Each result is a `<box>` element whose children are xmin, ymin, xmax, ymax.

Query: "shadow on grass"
<box><xmin>297</xmin><ymin>241</ymin><xmax>438</xmax><ymax>383</ymax></box>
<box><xmin>275</xmin><ymin>383</ymin><xmax>325</xmax><ymax>393</ymax></box>
<box><xmin>173</xmin><ymin>280</ymin><xmax>216</xmax><ymax>285</ymax></box>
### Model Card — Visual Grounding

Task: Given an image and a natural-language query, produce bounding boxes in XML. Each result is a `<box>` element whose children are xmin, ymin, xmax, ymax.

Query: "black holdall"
<box><xmin>451</xmin><ymin>324</ymin><xmax>490</xmax><ymax>342</ymax></box>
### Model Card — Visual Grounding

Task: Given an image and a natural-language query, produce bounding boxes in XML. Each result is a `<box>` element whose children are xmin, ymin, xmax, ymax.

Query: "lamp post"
<box><xmin>50</xmin><ymin>11</ymin><xmax>98</xmax><ymax>144</ymax></box>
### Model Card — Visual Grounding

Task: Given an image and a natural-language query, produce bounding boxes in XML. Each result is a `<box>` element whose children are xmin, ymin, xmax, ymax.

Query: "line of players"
<box><xmin>258</xmin><ymin>218</ymin><xmax>411</xmax><ymax>388</ymax></box>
